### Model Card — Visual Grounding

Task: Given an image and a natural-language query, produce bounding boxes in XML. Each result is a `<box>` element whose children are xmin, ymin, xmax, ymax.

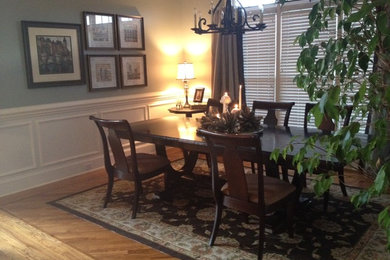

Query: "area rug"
<box><xmin>49</xmin><ymin>159</ymin><xmax>390</xmax><ymax>260</ymax></box>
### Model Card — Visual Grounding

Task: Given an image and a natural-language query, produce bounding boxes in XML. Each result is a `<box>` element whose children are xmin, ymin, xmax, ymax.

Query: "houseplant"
<box><xmin>272</xmin><ymin>0</ymin><xmax>390</xmax><ymax>249</ymax></box>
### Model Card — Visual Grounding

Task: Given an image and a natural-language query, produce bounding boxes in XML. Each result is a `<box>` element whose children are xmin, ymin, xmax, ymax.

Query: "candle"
<box><xmin>232</xmin><ymin>104</ymin><xmax>240</xmax><ymax>114</ymax></box>
<box><xmin>210</xmin><ymin>1</ymin><xmax>214</xmax><ymax>23</ymax></box>
<box><xmin>194</xmin><ymin>8</ymin><xmax>197</xmax><ymax>28</ymax></box>
<box><xmin>239</xmin><ymin>85</ymin><xmax>242</xmax><ymax>109</ymax></box>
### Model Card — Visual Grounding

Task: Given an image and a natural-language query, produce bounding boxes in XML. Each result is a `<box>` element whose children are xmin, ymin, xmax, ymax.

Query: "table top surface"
<box><xmin>130</xmin><ymin>115</ymin><xmax>321</xmax><ymax>154</ymax></box>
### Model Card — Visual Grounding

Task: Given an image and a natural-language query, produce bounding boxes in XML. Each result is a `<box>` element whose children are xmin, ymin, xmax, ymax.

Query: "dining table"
<box><xmin>129</xmin><ymin>115</ymin><xmax>362</xmax><ymax>211</ymax></box>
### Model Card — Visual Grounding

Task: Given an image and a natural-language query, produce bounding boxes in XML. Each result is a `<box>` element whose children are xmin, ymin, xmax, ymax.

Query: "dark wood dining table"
<box><xmin>130</xmin><ymin>115</ymin><xmax>358</xmax><ymax>210</ymax></box>
<box><xmin>130</xmin><ymin>115</ymin><xmax>342</xmax><ymax>172</ymax></box>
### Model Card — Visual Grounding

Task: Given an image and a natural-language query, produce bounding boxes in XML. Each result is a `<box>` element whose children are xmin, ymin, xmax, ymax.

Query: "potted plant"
<box><xmin>273</xmin><ymin>0</ymin><xmax>390</xmax><ymax>249</ymax></box>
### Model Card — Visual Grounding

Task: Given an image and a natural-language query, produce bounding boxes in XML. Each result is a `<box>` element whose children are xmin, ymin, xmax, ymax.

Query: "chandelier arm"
<box><xmin>192</xmin><ymin>0</ymin><xmax>267</xmax><ymax>35</ymax></box>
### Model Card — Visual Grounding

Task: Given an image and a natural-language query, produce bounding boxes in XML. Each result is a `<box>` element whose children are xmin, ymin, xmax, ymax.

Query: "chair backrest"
<box><xmin>365</xmin><ymin>111</ymin><xmax>372</xmax><ymax>134</ymax></box>
<box><xmin>304</xmin><ymin>103</ymin><xmax>353</xmax><ymax>132</ymax></box>
<box><xmin>89</xmin><ymin>116</ymin><xmax>137</xmax><ymax>181</ymax></box>
<box><xmin>252</xmin><ymin>101</ymin><xmax>295</xmax><ymax>127</ymax></box>
<box><xmin>206</xmin><ymin>98</ymin><xmax>223</xmax><ymax>115</ymax></box>
<box><xmin>198</xmin><ymin>129</ymin><xmax>264</xmax><ymax>206</ymax></box>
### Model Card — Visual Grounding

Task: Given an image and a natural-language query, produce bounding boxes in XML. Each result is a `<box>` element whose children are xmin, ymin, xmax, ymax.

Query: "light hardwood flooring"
<box><xmin>0</xmin><ymin>148</ymin><xmax>374</xmax><ymax>260</ymax></box>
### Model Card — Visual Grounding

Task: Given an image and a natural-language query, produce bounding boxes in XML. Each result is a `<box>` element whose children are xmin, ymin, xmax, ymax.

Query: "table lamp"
<box><xmin>177</xmin><ymin>62</ymin><xmax>195</xmax><ymax>108</ymax></box>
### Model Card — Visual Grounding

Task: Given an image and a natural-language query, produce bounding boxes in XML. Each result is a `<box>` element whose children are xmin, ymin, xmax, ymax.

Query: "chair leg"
<box><xmin>286</xmin><ymin>200</ymin><xmax>295</xmax><ymax>238</ymax></box>
<box><xmin>338</xmin><ymin>168</ymin><xmax>348</xmax><ymax>196</ymax></box>
<box><xmin>251</xmin><ymin>162</ymin><xmax>256</xmax><ymax>174</ymax></box>
<box><xmin>258</xmin><ymin>214</ymin><xmax>265</xmax><ymax>260</ymax></box>
<box><xmin>323</xmin><ymin>190</ymin><xmax>329</xmax><ymax>213</ymax></box>
<box><xmin>131</xmin><ymin>181</ymin><xmax>142</xmax><ymax>219</ymax></box>
<box><xmin>209</xmin><ymin>202</ymin><xmax>223</xmax><ymax>246</ymax></box>
<box><xmin>104</xmin><ymin>174</ymin><xmax>114</xmax><ymax>208</ymax></box>
<box><xmin>206</xmin><ymin>154</ymin><xmax>211</xmax><ymax>168</ymax></box>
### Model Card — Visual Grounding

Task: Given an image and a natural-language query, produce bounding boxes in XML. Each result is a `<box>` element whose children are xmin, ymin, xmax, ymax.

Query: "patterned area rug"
<box><xmin>50</xmin><ymin>159</ymin><xmax>390</xmax><ymax>260</ymax></box>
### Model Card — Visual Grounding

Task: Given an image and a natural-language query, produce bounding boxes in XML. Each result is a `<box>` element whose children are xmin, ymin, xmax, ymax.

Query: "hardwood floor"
<box><xmin>0</xmin><ymin>148</ymin><xmax>373</xmax><ymax>259</ymax></box>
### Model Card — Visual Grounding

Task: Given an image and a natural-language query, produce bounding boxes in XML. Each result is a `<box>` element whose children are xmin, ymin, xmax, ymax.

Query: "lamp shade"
<box><xmin>177</xmin><ymin>62</ymin><xmax>195</xmax><ymax>80</ymax></box>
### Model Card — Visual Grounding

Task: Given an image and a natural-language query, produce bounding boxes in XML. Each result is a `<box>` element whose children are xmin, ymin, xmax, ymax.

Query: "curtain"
<box><xmin>211</xmin><ymin>6</ymin><xmax>245</xmax><ymax>105</ymax></box>
<box><xmin>212</xmin><ymin>33</ymin><xmax>239</xmax><ymax>102</ymax></box>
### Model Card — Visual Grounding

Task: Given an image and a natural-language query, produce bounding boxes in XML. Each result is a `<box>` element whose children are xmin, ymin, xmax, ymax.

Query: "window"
<box><xmin>243</xmin><ymin>1</ymin><xmax>335</xmax><ymax>127</ymax></box>
<box><xmin>243</xmin><ymin>1</ymin><xmax>370</xmax><ymax>132</ymax></box>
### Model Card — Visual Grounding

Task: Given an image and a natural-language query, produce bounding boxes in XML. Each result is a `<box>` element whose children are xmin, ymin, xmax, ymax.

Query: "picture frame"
<box><xmin>117</xmin><ymin>15</ymin><xmax>145</xmax><ymax>50</ymax></box>
<box><xmin>193</xmin><ymin>88</ymin><xmax>205</xmax><ymax>103</ymax></box>
<box><xmin>83</xmin><ymin>11</ymin><xmax>116</xmax><ymax>49</ymax></box>
<box><xmin>21</xmin><ymin>21</ymin><xmax>85</xmax><ymax>88</ymax></box>
<box><xmin>119</xmin><ymin>55</ymin><xmax>147</xmax><ymax>87</ymax></box>
<box><xmin>87</xmin><ymin>55</ymin><xmax>119</xmax><ymax>91</ymax></box>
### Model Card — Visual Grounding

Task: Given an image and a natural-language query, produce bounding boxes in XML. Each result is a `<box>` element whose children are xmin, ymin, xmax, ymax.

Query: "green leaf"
<box><xmin>378</xmin><ymin>207</ymin><xmax>390</xmax><ymax>251</ymax></box>
<box><xmin>377</xmin><ymin>13</ymin><xmax>390</xmax><ymax>36</ymax></box>
<box><xmin>347</xmin><ymin>2</ymin><xmax>372</xmax><ymax>22</ymax></box>
<box><xmin>270</xmin><ymin>148</ymin><xmax>280</xmax><ymax>162</ymax></box>
<box><xmin>373</xmin><ymin>163</ymin><xmax>390</xmax><ymax>194</ymax></box>
<box><xmin>313</xmin><ymin>174</ymin><xmax>333</xmax><ymax>196</ymax></box>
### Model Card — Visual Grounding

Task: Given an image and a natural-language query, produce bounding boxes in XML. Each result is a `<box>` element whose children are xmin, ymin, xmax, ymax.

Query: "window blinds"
<box><xmin>243</xmin><ymin>11</ymin><xmax>276</xmax><ymax>113</ymax></box>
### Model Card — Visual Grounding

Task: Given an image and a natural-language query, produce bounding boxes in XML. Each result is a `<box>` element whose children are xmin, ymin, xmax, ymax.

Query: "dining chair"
<box><xmin>206</xmin><ymin>98</ymin><xmax>223</xmax><ymax>115</ymax></box>
<box><xmin>198</xmin><ymin>129</ymin><xmax>296</xmax><ymax>260</ymax></box>
<box><xmin>89</xmin><ymin>116</ymin><xmax>174</xmax><ymax>219</ymax></box>
<box><xmin>251</xmin><ymin>101</ymin><xmax>295</xmax><ymax>182</ymax></box>
<box><xmin>252</xmin><ymin>101</ymin><xmax>295</xmax><ymax>127</ymax></box>
<box><xmin>301</xmin><ymin>103</ymin><xmax>354</xmax><ymax>210</ymax></box>
<box><xmin>304</xmin><ymin>103</ymin><xmax>353</xmax><ymax>133</ymax></box>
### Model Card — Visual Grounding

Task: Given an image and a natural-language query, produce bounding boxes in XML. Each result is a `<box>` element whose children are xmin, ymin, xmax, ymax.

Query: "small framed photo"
<box><xmin>87</xmin><ymin>55</ymin><xmax>119</xmax><ymax>91</ymax></box>
<box><xmin>119</xmin><ymin>55</ymin><xmax>147</xmax><ymax>87</ymax></box>
<box><xmin>117</xmin><ymin>15</ymin><xmax>145</xmax><ymax>50</ymax></box>
<box><xmin>83</xmin><ymin>12</ymin><xmax>116</xmax><ymax>49</ymax></box>
<box><xmin>193</xmin><ymin>88</ymin><xmax>205</xmax><ymax>103</ymax></box>
<box><xmin>21</xmin><ymin>21</ymin><xmax>85</xmax><ymax>88</ymax></box>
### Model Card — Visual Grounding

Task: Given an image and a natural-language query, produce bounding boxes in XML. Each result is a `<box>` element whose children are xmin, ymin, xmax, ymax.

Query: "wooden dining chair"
<box><xmin>198</xmin><ymin>129</ymin><xmax>296</xmax><ymax>260</ymax></box>
<box><xmin>206</xmin><ymin>98</ymin><xmax>223</xmax><ymax>115</ymax></box>
<box><xmin>251</xmin><ymin>101</ymin><xmax>295</xmax><ymax>181</ymax></box>
<box><xmin>252</xmin><ymin>101</ymin><xmax>295</xmax><ymax>127</ymax></box>
<box><xmin>304</xmin><ymin>103</ymin><xmax>353</xmax><ymax>133</ymax></box>
<box><xmin>303</xmin><ymin>103</ymin><xmax>353</xmax><ymax>195</ymax></box>
<box><xmin>89</xmin><ymin>116</ymin><xmax>174</xmax><ymax>219</ymax></box>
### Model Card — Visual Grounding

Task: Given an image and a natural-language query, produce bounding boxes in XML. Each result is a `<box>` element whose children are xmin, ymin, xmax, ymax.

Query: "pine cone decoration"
<box><xmin>238</xmin><ymin>106</ymin><xmax>262</xmax><ymax>132</ymax></box>
<box><xmin>215</xmin><ymin>110</ymin><xmax>240</xmax><ymax>134</ymax></box>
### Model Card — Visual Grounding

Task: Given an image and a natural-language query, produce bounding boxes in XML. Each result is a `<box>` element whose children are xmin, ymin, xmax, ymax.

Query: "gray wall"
<box><xmin>0</xmin><ymin>0</ymin><xmax>209</xmax><ymax>109</ymax></box>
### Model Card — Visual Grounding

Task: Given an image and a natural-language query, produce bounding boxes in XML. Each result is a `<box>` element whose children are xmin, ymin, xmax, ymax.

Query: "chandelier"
<box><xmin>192</xmin><ymin>0</ymin><xmax>266</xmax><ymax>35</ymax></box>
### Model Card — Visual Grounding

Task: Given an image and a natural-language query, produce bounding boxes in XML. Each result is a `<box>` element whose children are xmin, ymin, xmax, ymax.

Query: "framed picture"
<box><xmin>193</xmin><ymin>88</ymin><xmax>205</xmax><ymax>103</ymax></box>
<box><xmin>83</xmin><ymin>12</ymin><xmax>115</xmax><ymax>49</ymax></box>
<box><xmin>21</xmin><ymin>21</ymin><xmax>85</xmax><ymax>88</ymax></box>
<box><xmin>119</xmin><ymin>55</ymin><xmax>147</xmax><ymax>87</ymax></box>
<box><xmin>87</xmin><ymin>55</ymin><xmax>119</xmax><ymax>91</ymax></box>
<box><xmin>117</xmin><ymin>15</ymin><xmax>145</xmax><ymax>50</ymax></box>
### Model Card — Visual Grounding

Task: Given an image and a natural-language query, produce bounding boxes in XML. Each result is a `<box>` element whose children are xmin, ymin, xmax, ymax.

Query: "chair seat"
<box><xmin>221</xmin><ymin>174</ymin><xmax>296</xmax><ymax>206</ymax></box>
<box><xmin>128</xmin><ymin>153</ymin><xmax>170</xmax><ymax>175</ymax></box>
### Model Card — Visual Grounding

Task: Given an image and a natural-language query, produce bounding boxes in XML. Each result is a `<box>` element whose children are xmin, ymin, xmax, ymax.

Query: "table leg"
<box><xmin>181</xmin><ymin>149</ymin><xmax>199</xmax><ymax>176</ymax></box>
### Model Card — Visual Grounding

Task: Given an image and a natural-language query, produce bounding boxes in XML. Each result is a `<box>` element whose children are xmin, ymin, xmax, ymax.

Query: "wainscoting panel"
<box><xmin>148</xmin><ymin>101</ymin><xmax>174</xmax><ymax>119</ymax></box>
<box><xmin>36</xmin><ymin>114</ymin><xmax>99</xmax><ymax>167</ymax></box>
<box><xmin>101</xmin><ymin>106</ymin><xmax>147</xmax><ymax>123</ymax></box>
<box><xmin>0</xmin><ymin>122</ymin><xmax>36</xmax><ymax>177</ymax></box>
<box><xmin>0</xmin><ymin>92</ymin><xmax>176</xmax><ymax>197</ymax></box>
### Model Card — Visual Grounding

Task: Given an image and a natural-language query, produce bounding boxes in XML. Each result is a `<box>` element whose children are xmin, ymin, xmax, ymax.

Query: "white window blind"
<box><xmin>279</xmin><ymin>8</ymin><xmax>312</xmax><ymax>127</ymax></box>
<box><xmin>243</xmin><ymin>2</ymin><xmax>341</xmax><ymax>127</ymax></box>
<box><xmin>243</xmin><ymin>11</ymin><xmax>276</xmax><ymax>115</ymax></box>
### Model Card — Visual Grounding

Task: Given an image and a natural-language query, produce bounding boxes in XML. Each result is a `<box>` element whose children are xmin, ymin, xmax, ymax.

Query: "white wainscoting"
<box><xmin>0</xmin><ymin>92</ymin><xmax>176</xmax><ymax>197</ymax></box>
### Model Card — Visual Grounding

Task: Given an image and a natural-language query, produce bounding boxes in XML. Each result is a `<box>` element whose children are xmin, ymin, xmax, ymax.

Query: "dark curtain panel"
<box><xmin>211</xmin><ymin>15</ymin><xmax>245</xmax><ymax>106</ymax></box>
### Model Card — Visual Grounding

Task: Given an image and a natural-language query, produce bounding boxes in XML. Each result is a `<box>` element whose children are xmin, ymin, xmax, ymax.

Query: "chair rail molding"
<box><xmin>0</xmin><ymin>91</ymin><xmax>177</xmax><ymax>197</ymax></box>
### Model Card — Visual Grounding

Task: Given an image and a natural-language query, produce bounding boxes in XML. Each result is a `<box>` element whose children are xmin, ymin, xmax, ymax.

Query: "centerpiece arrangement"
<box><xmin>199</xmin><ymin>105</ymin><xmax>262</xmax><ymax>134</ymax></box>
